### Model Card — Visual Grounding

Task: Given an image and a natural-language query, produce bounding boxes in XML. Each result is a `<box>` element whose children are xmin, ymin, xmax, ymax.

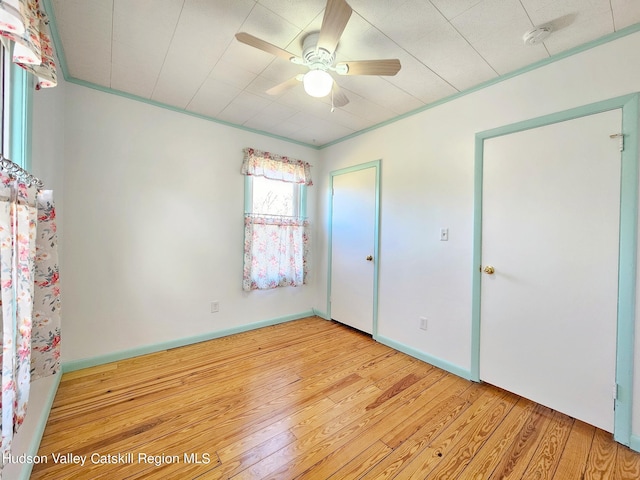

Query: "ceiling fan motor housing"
<box><xmin>235</xmin><ymin>0</ymin><xmax>401</xmax><ymax>105</ymax></box>
<box><xmin>302</xmin><ymin>32</ymin><xmax>335</xmax><ymax>69</ymax></box>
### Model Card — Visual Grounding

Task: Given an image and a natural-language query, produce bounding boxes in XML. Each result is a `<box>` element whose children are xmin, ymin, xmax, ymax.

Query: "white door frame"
<box><xmin>327</xmin><ymin>160</ymin><xmax>381</xmax><ymax>336</ymax></box>
<box><xmin>471</xmin><ymin>94</ymin><xmax>639</xmax><ymax>446</ymax></box>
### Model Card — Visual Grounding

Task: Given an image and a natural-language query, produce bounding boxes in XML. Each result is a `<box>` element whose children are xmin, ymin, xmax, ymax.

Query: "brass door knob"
<box><xmin>483</xmin><ymin>265</ymin><xmax>495</xmax><ymax>275</ymax></box>
<box><xmin>366</xmin><ymin>255</ymin><xmax>373</xmax><ymax>261</ymax></box>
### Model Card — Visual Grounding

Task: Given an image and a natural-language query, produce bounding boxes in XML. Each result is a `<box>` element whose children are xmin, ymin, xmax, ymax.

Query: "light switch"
<box><xmin>440</xmin><ymin>228</ymin><xmax>449</xmax><ymax>241</ymax></box>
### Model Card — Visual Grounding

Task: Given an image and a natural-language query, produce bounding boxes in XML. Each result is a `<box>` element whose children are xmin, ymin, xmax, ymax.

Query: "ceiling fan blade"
<box><xmin>266</xmin><ymin>76</ymin><xmax>301</xmax><ymax>96</ymax></box>
<box><xmin>336</xmin><ymin>59</ymin><xmax>401</xmax><ymax>76</ymax></box>
<box><xmin>235</xmin><ymin>32</ymin><xmax>297</xmax><ymax>61</ymax></box>
<box><xmin>332</xmin><ymin>83</ymin><xmax>349</xmax><ymax>107</ymax></box>
<box><xmin>317</xmin><ymin>0</ymin><xmax>353</xmax><ymax>54</ymax></box>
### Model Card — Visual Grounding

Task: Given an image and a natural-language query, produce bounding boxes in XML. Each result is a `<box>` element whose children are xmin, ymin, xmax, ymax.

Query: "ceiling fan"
<box><xmin>235</xmin><ymin>0</ymin><xmax>401</xmax><ymax>108</ymax></box>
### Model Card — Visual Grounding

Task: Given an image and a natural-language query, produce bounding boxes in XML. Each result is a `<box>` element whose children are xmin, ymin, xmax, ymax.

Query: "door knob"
<box><xmin>483</xmin><ymin>265</ymin><xmax>495</xmax><ymax>275</ymax></box>
<box><xmin>366</xmin><ymin>255</ymin><xmax>373</xmax><ymax>261</ymax></box>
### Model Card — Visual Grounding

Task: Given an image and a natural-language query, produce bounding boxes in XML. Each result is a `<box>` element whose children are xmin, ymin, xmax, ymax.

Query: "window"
<box><xmin>249</xmin><ymin>175</ymin><xmax>303</xmax><ymax>217</ymax></box>
<box><xmin>242</xmin><ymin>148</ymin><xmax>311</xmax><ymax>291</ymax></box>
<box><xmin>0</xmin><ymin>39</ymin><xmax>33</xmax><ymax>169</ymax></box>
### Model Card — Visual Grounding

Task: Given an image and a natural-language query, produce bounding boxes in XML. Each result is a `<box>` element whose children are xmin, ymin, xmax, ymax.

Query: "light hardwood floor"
<box><xmin>33</xmin><ymin>317</ymin><xmax>640</xmax><ymax>479</ymax></box>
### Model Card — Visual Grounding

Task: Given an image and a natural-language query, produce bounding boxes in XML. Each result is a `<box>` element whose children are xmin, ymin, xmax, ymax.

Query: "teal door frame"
<box><xmin>326</xmin><ymin>160</ymin><xmax>381</xmax><ymax>336</ymax></box>
<box><xmin>471</xmin><ymin>94</ymin><xmax>639</xmax><ymax>447</ymax></box>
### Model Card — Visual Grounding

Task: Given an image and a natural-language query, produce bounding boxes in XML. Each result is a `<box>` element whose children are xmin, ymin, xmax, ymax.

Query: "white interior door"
<box><xmin>480</xmin><ymin>110</ymin><xmax>622</xmax><ymax>432</ymax></box>
<box><xmin>330</xmin><ymin>167</ymin><xmax>377</xmax><ymax>334</ymax></box>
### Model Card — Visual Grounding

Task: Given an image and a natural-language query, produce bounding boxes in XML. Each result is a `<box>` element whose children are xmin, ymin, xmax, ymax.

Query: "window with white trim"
<box><xmin>248</xmin><ymin>175</ymin><xmax>302</xmax><ymax>217</ymax></box>
<box><xmin>241</xmin><ymin>148</ymin><xmax>311</xmax><ymax>291</ymax></box>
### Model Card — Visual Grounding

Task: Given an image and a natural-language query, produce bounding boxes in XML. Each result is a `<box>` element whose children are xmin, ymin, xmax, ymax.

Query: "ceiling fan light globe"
<box><xmin>303</xmin><ymin>70</ymin><xmax>333</xmax><ymax>98</ymax></box>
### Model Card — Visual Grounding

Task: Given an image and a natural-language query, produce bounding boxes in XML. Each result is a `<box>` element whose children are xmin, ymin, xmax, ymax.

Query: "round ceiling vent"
<box><xmin>523</xmin><ymin>26</ymin><xmax>552</xmax><ymax>46</ymax></box>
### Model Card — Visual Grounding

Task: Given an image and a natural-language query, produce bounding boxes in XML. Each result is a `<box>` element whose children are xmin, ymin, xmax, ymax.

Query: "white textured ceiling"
<box><xmin>49</xmin><ymin>0</ymin><xmax>640</xmax><ymax>147</ymax></box>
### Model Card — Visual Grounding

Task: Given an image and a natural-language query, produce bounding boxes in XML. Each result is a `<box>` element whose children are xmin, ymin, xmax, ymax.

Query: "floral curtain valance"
<box><xmin>0</xmin><ymin>0</ymin><xmax>56</xmax><ymax>89</ymax></box>
<box><xmin>241</xmin><ymin>147</ymin><xmax>312</xmax><ymax>186</ymax></box>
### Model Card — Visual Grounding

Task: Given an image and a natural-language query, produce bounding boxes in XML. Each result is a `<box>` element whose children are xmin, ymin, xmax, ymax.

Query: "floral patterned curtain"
<box><xmin>31</xmin><ymin>190</ymin><xmax>60</xmax><ymax>379</ymax></box>
<box><xmin>0</xmin><ymin>171</ymin><xmax>60</xmax><ymax>474</ymax></box>
<box><xmin>242</xmin><ymin>148</ymin><xmax>311</xmax><ymax>291</ymax></box>
<box><xmin>0</xmin><ymin>172</ymin><xmax>37</xmax><ymax>462</ymax></box>
<box><xmin>0</xmin><ymin>0</ymin><xmax>57</xmax><ymax>89</ymax></box>
<box><xmin>243</xmin><ymin>215</ymin><xmax>309</xmax><ymax>291</ymax></box>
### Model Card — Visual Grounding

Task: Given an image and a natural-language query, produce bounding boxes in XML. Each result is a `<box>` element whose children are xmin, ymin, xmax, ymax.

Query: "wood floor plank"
<box><xmin>372</xmin><ymin>358</ymin><xmax>430</xmax><ymax>391</ymax></box>
<box><xmin>584</xmin><ymin>428</ymin><xmax>618</xmax><ymax>479</ymax></box>
<box><xmin>616</xmin><ymin>444</ymin><xmax>640</xmax><ymax>480</ymax></box>
<box><xmin>379</xmin><ymin>375</ymin><xmax>471</xmax><ymax>449</ymax></box>
<box><xmin>30</xmin><ymin>317</ymin><xmax>640</xmax><ymax>480</ymax></box>
<box><xmin>520</xmin><ymin>410</ymin><xmax>574</xmax><ymax>480</ymax></box>
<box><xmin>329</xmin><ymin>440</ymin><xmax>393</xmax><ymax>479</ymax></box>
<box><xmin>364</xmin><ymin>351</ymin><xmax>406</xmax><ymax>383</ymax></box>
<box><xmin>488</xmin><ymin>402</ymin><xmax>555</xmax><ymax>479</ymax></box>
<box><xmin>358</xmin><ymin>392</ymin><xmax>486</xmax><ymax>479</ymax></box>
<box><xmin>552</xmin><ymin>420</ymin><xmax>595</xmax><ymax>480</ymax></box>
<box><xmin>391</xmin><ymin>389</ymin><xmax>518</xmax><ymax>479</ymax></box>
<box><xmin>301</xmin><ymin>438</ymin><xmax>392</xmax><ymax>479</ymax></box>
<box><xmin>195</xmin><ymin>430</ymin><xmax>298</xmax><ymax>480</ymax></box>
<box><xmin>216</xmin><ymin>396</ymin><xmax>338</xmax><ymax>464</ymax></box>
<box><xmin>454</xmin><ymin>396</ymin><xmax>537</xmax><ymax>480</ymax></box>
<box><xmin>289</xmin><ymin>384</ymin><xmax>383</xmax><ymax>440</ymax></box>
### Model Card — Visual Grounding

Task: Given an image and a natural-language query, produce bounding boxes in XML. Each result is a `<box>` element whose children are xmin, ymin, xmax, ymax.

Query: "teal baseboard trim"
<box><xmin>375</xmin><ymin>335</ymin><xmax>473</xmax><ymax>381</ymax></box>
<box><xmin>20</xmin><ymin>371</ymin><xmax>62</xmax><ymax>480</ymax></box>
<box><xmin>62</xmin><ymin>311</ymin><xmax>315</xmax><ymax>373</ymax></box>
<box><xmin>630</xmin><ymin>435</ymin><xmax>640</xmax><ymax>453</ymax></box>
<box><xmin>312</xmin><ymin>308</ymin><xmax>330</xmax><ymax>320</ymax></box>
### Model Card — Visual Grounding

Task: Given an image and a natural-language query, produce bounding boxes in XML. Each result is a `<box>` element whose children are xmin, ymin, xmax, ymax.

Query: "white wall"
<box><xmin>61</xmin><ymin>84</ymin><xmax>320</xmax><ymax>363</ymax></box>
<box><xmin>316</xmin><ymin>31</ymin><xmax>640</xmax><ymax>438</ymax></box>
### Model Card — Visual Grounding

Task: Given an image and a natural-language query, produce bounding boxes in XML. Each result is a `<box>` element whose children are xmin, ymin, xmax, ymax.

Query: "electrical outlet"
<box><xmin>419</xmin><ymin>316</ymin><xmax>428</xmax><ymax>330</ymax></box>
<box><xmin>211</xmin><ymin>301</ymin><xmax>220</xmax><ymax>313</ymax></box>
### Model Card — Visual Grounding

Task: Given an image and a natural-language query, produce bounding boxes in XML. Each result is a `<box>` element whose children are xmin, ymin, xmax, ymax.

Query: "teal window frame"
<box><xmin>9</xmin><ymin>57</ymin><xmax>33</xmax><ymax>170</ymax></box>
<box><xmin>1</xmin><ymin>41</ymin><xmax>33</xmax><ymax>170</ymax></box>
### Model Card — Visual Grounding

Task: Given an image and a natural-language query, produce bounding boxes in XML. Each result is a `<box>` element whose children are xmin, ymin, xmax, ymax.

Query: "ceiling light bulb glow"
<box><xmin>303</xmin><ymin>70</ymin><xmax>333</xmax><ymax>98</ymax></box>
